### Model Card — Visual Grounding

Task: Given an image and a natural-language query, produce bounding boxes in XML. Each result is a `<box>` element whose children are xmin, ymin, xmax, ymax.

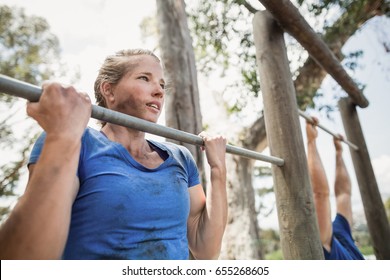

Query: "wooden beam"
<box><xmin>258</xmin><ymin>0</ymin><xmax>369</xmax><ymax>108</ymax></box>
<box><xmin>339</xmin><ymin>97</ymin><xmax>390</xmax><ymax>259</ymax></box>
<box><xmin>253</xmin><ymin>11</ymin><xmax>324</xmax><ymax>259</ymax></box>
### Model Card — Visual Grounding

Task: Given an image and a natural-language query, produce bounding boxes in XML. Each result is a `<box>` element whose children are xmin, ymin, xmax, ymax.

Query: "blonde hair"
<box><xmin>94</xmin><ymin>49</ymin><xmax>160</xmax><ymax>109</ymax></box>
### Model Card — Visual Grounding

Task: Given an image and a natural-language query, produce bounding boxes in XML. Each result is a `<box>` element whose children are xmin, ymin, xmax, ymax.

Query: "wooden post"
<box><xmin>338</xmin><ymin>97</ymin><xmax>390</xmax><ymax>259</ymax></box>
<box><xmin>253</xmin><ymin>11</ymin><xmax>323</xmax><ymax>259</ymax></box>
<box><xmin>257</xmin><ymin>0</ymin><xmax>369</xmax><ymax>108</ymax></box>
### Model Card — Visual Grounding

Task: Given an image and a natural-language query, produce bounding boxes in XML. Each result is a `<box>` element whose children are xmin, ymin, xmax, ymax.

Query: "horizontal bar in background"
<box><xmin>298</xmin><ymin>109</ymin><xmax>359</xmax><ymax>151</ymax></box>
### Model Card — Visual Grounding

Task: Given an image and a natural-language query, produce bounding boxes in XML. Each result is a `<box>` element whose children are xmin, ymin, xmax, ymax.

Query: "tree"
<box><xmin>155</xmin><ymin>0</ymin><xmax>206</xmax><ymax>187</ymax></box>
<box><xmin>0</xmin><ymin>5</ymin><xmax>66</xmax><ymax>220</ymax></box>
<box><xmin>186</xmin><ymin>0</ymin><xmax>389</xmax><ymax>259</ymax></box>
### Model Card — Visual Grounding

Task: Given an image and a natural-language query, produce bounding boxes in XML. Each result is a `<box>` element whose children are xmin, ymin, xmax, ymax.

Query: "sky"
<box><xmin>1</xmin><ymin>0</ymin><xmax>389</xmax><ymax>230</ymax></box>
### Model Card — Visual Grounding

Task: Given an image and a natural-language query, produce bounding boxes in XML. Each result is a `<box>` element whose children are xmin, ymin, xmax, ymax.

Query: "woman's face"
<box><xmin>107</xmin><ymin>55</ymin><xmax>165</xmax><ymax>123</ymax></box>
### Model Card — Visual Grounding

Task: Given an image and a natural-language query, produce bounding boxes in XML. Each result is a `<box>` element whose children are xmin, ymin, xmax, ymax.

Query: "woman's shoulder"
<box><xmin>148</xmin><ymin>140</ymin><xmax>196</xmax><ymax>165</ymax></box>
<box><xmin>82</xmin><ymin>126</ymin><xmax>107</xmax><ymax>141</ymax></box>
<box><xmin>149</xmin><ymin>140</ymin><xmax>191</xmax><ymax>155</ymax></box>
<box><xmin>83</xmin><ymin>126</ymin><xmax>100</xmax><ymax>136</ymax></box>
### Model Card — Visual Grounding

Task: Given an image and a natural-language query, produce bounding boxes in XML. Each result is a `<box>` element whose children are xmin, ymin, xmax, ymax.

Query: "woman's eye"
<box><xmin>139</xmin><ymin>76</ymin><xmax>148</xmax><ymax>81</ymax></box>
<box><xmin>160</xmin><ymin>84</ymin><xmax>165</xmax><ymax>89</ymax></box>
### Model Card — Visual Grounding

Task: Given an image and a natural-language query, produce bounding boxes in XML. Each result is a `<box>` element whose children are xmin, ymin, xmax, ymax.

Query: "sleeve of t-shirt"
<box><xmin>181</xmin><ymin>146</ymin><xmax>200</xmax><ymax>188</ymax></box>
<box><xmin>28</xmin><ymin>131</ymin><xmax>47</xmax><ymax>165</ymax></box>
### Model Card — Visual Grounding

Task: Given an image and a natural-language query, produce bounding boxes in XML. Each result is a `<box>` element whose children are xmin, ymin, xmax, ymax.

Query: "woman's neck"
<box><xmin>101</xmin><ymin>124</ymin><xmax>150</xmax><ymax>152</ymax></box>
<box><xmin>101</xmin><ymin>124</ymin><xmax>164</xmax><ymax>168</ymax></box>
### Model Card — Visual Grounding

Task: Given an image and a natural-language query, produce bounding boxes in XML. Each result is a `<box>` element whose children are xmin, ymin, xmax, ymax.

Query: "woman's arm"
<box><xmin>306</xmin><ymin>119</ymin><xmax>333</xmax><ymax>252</ymax></box>
<box><xmin>0</xmin><ymin>82</ymin><xmax>91</xmax><ymax>259</ymax></box>
<box><xmin>187</xmin><ymin>133</ymin><xmax>227</xmax><ymax>260</ymax></box>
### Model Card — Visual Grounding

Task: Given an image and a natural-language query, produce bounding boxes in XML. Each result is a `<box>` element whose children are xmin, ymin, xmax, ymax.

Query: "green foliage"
<box><xmin>352</xmin><ymin>224</ymin><xmax>374</xmax><ymax>258</ymax></box>
<box><xmin>187</xmin><ymin>0</ymin><xmax>259</xmax><ymax>113</ymax></box>
<box><xmin>385</xmin><ymin>197</ymin><xmax>390</xmax><ymax>222</ymax></box>
<box><xmin>0</xmin><ymin>131</ymin><xmax>38</xmax><ymax>194</ymax></box>
<box><xmin>343</xmin><ymin>50</ymin><xmax>364</xmax><ymax>71</ymax></box>
<box><xmin>358</xmin><ymin>245</ymin><xmax>374</xmax><ymax>256</ymax></box>
<box><xmin>0</xmin><ymin>5</ymin><xmax>61</xmax><ymax>97</ymax></box>
<box><xmin>188</xmin><ymin>0</ymin><xmax>323</xmax><ymax>112</ymax></box>
<box><xmin>265</xmin><ymin>249</ymin><xmax>283</xmax><ymax>260</ymax></box>
<box><xmin>305</xmin><ymin>0</ymin><xmax>353</xmax><ymax>16</ymax></box>
<box><xmin>187</xmin><ymin>0</ymin><xmax>389</xmax><ymax>114</ymax></box>
<box><xmin>260</xmin><ymin>228</ymin><xmax>283</xmax><ymax>259</ymax></box>
<box><xmin>0</xmin><ymin>5</ymin><xmax>64</xmax><ymax>219</ymax></box>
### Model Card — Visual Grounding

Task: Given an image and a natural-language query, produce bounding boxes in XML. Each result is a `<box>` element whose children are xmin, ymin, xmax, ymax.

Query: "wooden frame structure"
<box><xmin>253</xmin><ymin>1</ymin><xmax>390</xmax><ymax>259</ymax></box>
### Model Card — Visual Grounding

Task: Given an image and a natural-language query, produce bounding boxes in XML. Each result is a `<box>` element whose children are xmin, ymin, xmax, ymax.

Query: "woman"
<box><xmin>0</xmin><ymin>49</ymin><xmax>227</xmax><ymax>260</ymax></box>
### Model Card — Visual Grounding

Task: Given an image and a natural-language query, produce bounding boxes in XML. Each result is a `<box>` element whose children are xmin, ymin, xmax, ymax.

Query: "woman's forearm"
<box><xmin>0</xmin><ymin>136</ymin><xmax>81</xmax><ymax>259</ymax></box>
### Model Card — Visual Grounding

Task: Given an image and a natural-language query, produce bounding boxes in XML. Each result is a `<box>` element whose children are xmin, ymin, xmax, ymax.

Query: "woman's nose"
<box><xmin>152</xmin><ymin>83</ymin><xmax>164</xmax><ymax>98</ymax></box>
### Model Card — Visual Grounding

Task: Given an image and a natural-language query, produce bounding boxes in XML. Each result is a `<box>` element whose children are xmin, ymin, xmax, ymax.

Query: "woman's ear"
<box><xmin>101</xmin><ymin>82</ymin><xmax>115</xmax><ymax>103</ymax></box>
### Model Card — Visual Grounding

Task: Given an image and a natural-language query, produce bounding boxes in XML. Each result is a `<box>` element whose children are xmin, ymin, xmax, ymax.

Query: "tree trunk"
<box><xmin>156</xmin><ymin>0</ymin><xmax>205</xmax><ymax>186</ymax></box>
<box><xmin>220</xmin><ymin>118</ymin><xmax>267</xmax><ymax>259</ymax></box>
<box><xmin>219</xmin><ymin>155</ymin><xmax>263</xmax><ymax>259</ymax></box>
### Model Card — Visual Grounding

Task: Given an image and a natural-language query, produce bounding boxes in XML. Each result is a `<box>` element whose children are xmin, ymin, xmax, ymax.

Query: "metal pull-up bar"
<box><xmin>0</xmin><ymin>74</ymin><xmax>284</xmax><ymax>166</ymax></box>
<box><xmin>298</xmin><ymin>109</ymin><xmax>359</xmax><ymax>151</ymax></box>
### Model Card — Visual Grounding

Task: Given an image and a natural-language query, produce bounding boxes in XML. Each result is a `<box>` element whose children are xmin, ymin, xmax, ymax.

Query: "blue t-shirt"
<box><xmin>29</xmin><ymin>127</ymin><xmax>200</xmax><ymax>260</ymax></box>
<box><xmin>324</xmin><ymin>213</ymin><xmax>365</xmax><ymax>260</ymax></box>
